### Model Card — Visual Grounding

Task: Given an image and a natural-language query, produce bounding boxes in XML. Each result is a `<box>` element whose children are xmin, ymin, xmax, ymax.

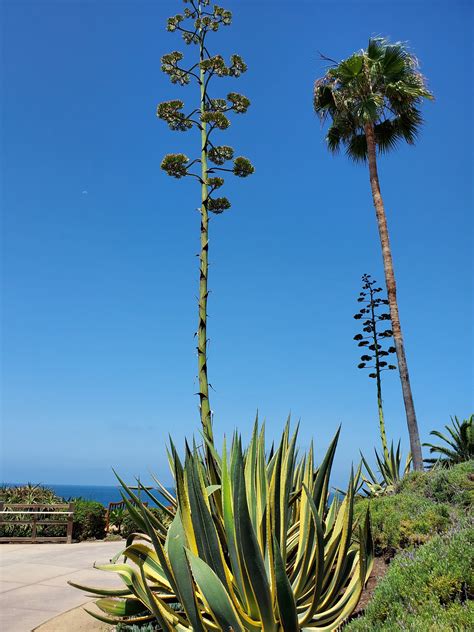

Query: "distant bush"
<box><xmin>121</xmin><ymin>510</ymin><xmax>140</xmax><ymax>539</ymax></box>
<box><xmin>72</xmin><ymin>498</ymin><xmax>106</xmax><ymax>541</ymax></box>
<box><xmin>345</xmin><ymin>524</ymin><xmax>474</xmax><ymax>631</ymax></box>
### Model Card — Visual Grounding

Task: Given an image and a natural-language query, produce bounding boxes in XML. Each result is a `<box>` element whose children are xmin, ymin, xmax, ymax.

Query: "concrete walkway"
<box><xmin>0</xmin><ymin>541</ymin><xmax>124</xmax><ymax>632</ymax></box>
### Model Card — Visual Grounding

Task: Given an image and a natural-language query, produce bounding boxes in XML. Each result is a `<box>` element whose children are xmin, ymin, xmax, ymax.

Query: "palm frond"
<box><xmin>313</xmin><ymin>36</ymin><xmax>432</xmax><ymax>161</ymax></box>
<box><xmin>423</xmin><ymin>415</ymin><xmax>473</xmax><ymax>467</ymax></box>
<box><xmin>346</xmin><ymin>133</ymin><xmax>368</xmax><ymax>162</ymax></box>
<box><xmin>367</xmin><ymin>37</ymin><xmax>386</xmax><ymax>61</ymax></box>
<box><xmin>381</xmin><ymin>43</ymin><xmax>410</xmax><ymax>82</ymax></box>
<box><xmin>326</xmin><ymin>124</ymin><xmax>342</xmax><ymax>153</ymax></box>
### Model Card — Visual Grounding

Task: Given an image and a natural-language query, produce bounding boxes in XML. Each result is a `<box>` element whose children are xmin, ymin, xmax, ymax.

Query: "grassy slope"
<box><xmin>346</xmin><ymin>460</ymin><xmax>474</xmax><ymax>630</ymax></box>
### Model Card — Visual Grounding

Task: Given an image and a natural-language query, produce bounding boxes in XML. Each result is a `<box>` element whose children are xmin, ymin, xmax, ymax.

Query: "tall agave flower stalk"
<box><xmin>354</xmin><ymin>274</ymin><xmax>411</xmax><ymax>495</ymax></box>
<box><xmin>158</xmin><ymin>1</ymin><xmax>254</xmax><ymax>446</ymax></box>
<box><xmin>353</xmin><ymin>274</ymin><xmax>397</xmax><ymax>461</ymax></box>
<box><xmin>71</xmin><ymin>423</ymin><xmax>373</xmax><ymax>630</ymax></box>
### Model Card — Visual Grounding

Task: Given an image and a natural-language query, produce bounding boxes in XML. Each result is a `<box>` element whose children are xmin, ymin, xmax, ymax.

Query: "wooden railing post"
<box><xmin>67</xmin><ymin>502</ymin><xmax>74</xmax><ymax>544</ymax></box>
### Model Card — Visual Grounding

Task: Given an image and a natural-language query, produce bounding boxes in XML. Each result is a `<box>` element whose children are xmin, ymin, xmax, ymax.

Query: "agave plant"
<box><xmin>360</xmin><ymin>441</ymin><xmax>411</xmax><ymax>497</ymax></box>
<box><xmin>423</xmin><ymin>415</ymin><xmax>473</xmax><ymax>467</ymax></box>
<box><xmin>71</xmin><ymin>423</ymin><xmax>373</xmax><ymax>630</ymax></box>
<box><xmin>0</xmin><ymin>483</ymin><xmax>61</xmax><ymax>504</ymax></box>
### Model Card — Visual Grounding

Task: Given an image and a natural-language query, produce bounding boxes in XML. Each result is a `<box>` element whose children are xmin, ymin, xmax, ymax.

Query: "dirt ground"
<box><xmin>352</xmin><ymin>556</ymin><xmax>389</xmax><ymax>617</ymax></box>
<box><xmin>34</xmin><ymin>604</ymin><xmax>112</xmax><ymax>632</ymax></box>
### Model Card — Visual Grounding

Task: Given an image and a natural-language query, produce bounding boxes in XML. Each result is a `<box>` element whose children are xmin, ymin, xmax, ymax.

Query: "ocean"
<box><xmin>4</xmin><ymin>483</ymin><xmax>335</xmax><ymax>507</ymax></box>
<box><xmin>3</xmin><ymin>483</ymin><xmax>173</xmax><ymax>507</ymax></box>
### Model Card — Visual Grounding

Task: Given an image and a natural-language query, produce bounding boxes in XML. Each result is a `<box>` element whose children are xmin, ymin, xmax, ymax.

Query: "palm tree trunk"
<box><xmin>364</xmin><ymin>123</ymin><xmax>423</xmax><ymax>470</ymax></box>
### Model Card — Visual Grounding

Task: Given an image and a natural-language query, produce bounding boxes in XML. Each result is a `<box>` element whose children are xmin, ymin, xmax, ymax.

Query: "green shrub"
<box><xmin>397</xmin><ymin>460</ymin><xmax>474</xmax><ymax>509</ymax></box>
<box><xmin>354</xmin><ymin>462</ymin><xmax>474</xmax><ymax>557</ymax></box>
<box><xmin>346</xmin><ymin>524</ymin><xmax>474</xmax><ymax>631</ymax></box>
<box><xmin>72</xmin><ymin>498</ymin><xmax>106</xmax><ymax>541</ymax></box>
<box><xmin>355</xmin><ymin>492</ymin><xmax>452</xmax><ymax>556</ymax></box>
<box><xmin>120</xmin><ymin>509</ymin><xmax>139</xmax><ymax>539</ymax></box>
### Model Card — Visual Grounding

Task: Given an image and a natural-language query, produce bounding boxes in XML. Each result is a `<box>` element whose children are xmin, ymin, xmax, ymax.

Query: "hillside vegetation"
<box><xmin>347</xmin><ymin>460</ymin><xmax>474</xmax><ymax>630</ymax></box>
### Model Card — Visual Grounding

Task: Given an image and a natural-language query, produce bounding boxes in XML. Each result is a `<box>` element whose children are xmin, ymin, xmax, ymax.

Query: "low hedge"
<box><xmin>346</xmin><ymin>524</ymin><xmax>474</xmax><ymax>631</ymax></box>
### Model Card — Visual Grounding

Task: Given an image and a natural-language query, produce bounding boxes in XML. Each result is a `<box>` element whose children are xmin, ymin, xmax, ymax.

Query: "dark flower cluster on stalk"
<box><xmin>354</xmin><ymin>274</ymin><xmax>397</xmax><ymax>378</ymax></box>
<box><xmin>157</xmin><ymin>0</ymin><xmax>254</xmax><ymax>215</ymax></box>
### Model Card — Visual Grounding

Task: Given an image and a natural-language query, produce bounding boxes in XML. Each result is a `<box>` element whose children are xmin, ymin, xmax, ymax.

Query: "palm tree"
<box><xmin>424</xmin><ymin>415</ymin><xmax>473</xmax><ymax>467</ymax></box>
<box><xmin>314</xmin><ymin>37</ymin><xmax>433</xmax><ymax>470</ymax></box>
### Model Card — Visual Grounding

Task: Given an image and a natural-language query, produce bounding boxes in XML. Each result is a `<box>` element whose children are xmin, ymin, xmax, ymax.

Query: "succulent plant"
<box><xmin>71</xmin><ymin>422</ymin><xmax>373</xmax><ymax>629</ymax></box>
<box><xmin>360</xmin><ymin>441</ymin><xmax>411</xmax><ymax>497</ymax></box>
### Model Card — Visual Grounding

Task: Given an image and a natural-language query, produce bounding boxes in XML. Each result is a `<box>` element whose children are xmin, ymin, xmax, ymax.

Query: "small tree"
<box><xmin>158</xmin><ymin>1</ymin><xmax>254</xmax><ymax>444</ymax></box>
<box><xmin>354</xmin><ymin>274</ymin><xmax>397</xmax><ymax>461</ymax></box>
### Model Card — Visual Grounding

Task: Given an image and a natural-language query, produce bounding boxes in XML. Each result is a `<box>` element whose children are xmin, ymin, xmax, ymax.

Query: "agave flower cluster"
<box><xmin>353</xmin><ymin>274</ymin><xmax>397</xmax><ymax>378</ymax></box>
<box><xmin>157</xmin><ymin>0</ymin><xmax>254</xmax><ymax>215</ymax></box>
<box><xmin>72</xmin><ymin>423</ymin><xmax>373</xmax><ymax>630</ymax></box>
<box><xmin>156</xmin><ymin>1</ymin><xmax>255</xmax><ymax>441</ymax></box>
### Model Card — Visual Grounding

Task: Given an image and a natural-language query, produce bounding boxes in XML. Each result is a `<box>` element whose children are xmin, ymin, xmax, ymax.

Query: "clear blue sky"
<box><xmin>1</xmin><ymin>0</ymin><xmax>472</xmax><ymax>488</ymax></box>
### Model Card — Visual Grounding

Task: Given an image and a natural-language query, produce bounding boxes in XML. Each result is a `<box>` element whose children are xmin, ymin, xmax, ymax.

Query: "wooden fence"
<box><xmin>0</xmin><ymin>502</ymin><xmax>75</xmax><ymax>543</ymax></box>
